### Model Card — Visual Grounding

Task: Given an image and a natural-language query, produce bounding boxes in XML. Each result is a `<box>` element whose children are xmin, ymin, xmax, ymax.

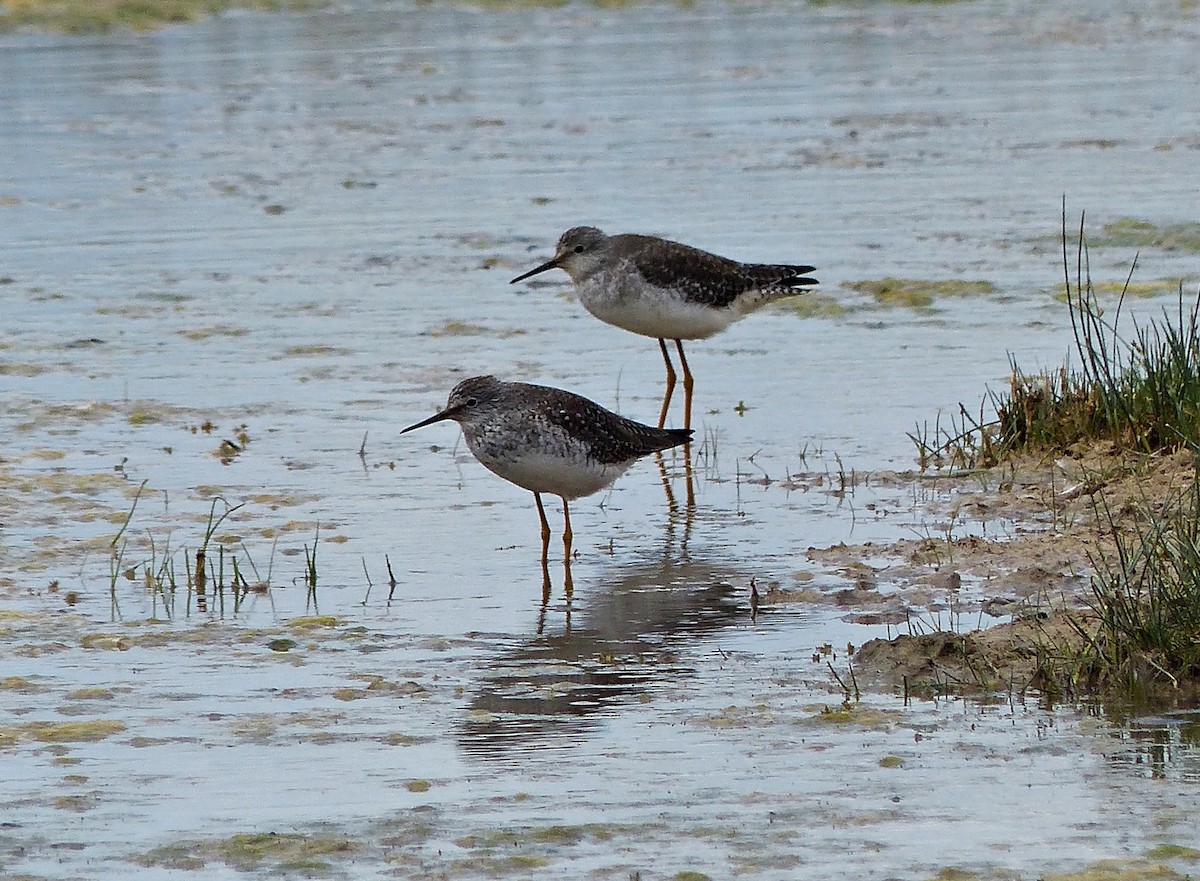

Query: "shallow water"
<box><xmin>3</xmin><ymin>0</ymin><xmax>1200</xmax><ymax>877</ymax></box>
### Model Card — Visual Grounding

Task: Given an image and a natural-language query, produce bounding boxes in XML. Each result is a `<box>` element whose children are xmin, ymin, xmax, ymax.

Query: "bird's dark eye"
<box><xmin>573</xmin><ymin>245</ymin><xmax>585</xmax><ymax>254</ymax></box>
<box><xmin>465</xmin><ymin>397</ymin><xmax>478</xmax><ymax>407</ymax></box>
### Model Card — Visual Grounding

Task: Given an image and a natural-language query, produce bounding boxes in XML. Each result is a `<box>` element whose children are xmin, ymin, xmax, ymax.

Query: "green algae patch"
<box><xmin>247</xmin><ymin>491</ymin><xmax>316</xmax><ymax>507</ymax></box>
<box><xmin>1145</xmin><ymin>845</ymin><xmax>1200</xmax><ymax>861</ymax></box>
<box><xmin>217</xmin><ymin>833</ymin><xmax>355</xmax><ymax>871</ymax></box>
<box><xmin>136</xmin><ymin>842</ymin><xmax>207</xmax><ymax>870</ymax></box>
<box><xmin>405</xmin><ymin>779</ymin><xmax>432</xmax><ymax>793</ymax></box>
<box><xmin>28</xmin><ymin>448</ymin><xmax>66</xmax><ymax>460</ymax></box>
<box><xmin>1</xmin><ymin>676</ymin><xmax>46</xmax><ymax>693</ymax></box>
<box><xmin>453</xmin><ymin>823</ymin><xmax>631</xmax><ymax>871</ymax></box>
<box><xmin>80</xmin><ymin>633</ymin><xmax>133</xmax><ymax>651</ymax></box>
<box><xmin>13</xmin><ymin>400</ymin><xmax>117</xmax><ymax>431</ymax></box>
<box><xmin>286</xmin><ymin>615</ymin><xmax>340</xmax><ymax>632</ymax></box>
<box><xmin>126</xmin><ymin>408</ymin><xmax>162</xmax><ymax>425</ymax></box>
<box><xmin>450</xmin><ymin>854</ymin><xmax>550</xmax><ymax>873</ymax></box>
<box><xmin>1053</xmin><ymin>279</ymin><xmax>1180</xmax><ymax>301</ymax></box>
<box><xmin>674</xmin><ymin>873</ymin><xmax>714</xmax><ymax>881</ymax></box>
<box><xmin>13</xmin><ymin>469</ymin><xmax>129</xmax><ymax>497</ymax></box>
<box><xmin>926</xmin><ymin>870</ymin><xmax>983</xmax><ymax>881</ymax></box>
<box><xmin>382</xmin><ymin>732</ymin><xmax>427</xmax><ymax>746</ymax></box>
<box><xmin>178</xmin><ymin>324</ymin><xmax>250</xmax><ymax>340</ymax></box>
<box><xmin>64</xmin><ymin>687</ymin><xmax>118</xmax><ymax>700</ymax></box>
<box><xmin>423</xmin><ymin>320</ymin><xmax>491</xmax><ymax>337</ymax></box>
<box><xmin>139</xmin><ymin>831</ymin><xmax>356</xmax><ymax>873</ymax></box>
<box><xmin>1041</xmin><ymin>858</ymin><xmax>1192</xmax><ymax>881</ymax></box>
<box><xmin>280</xmin><ymin>344</ymin><xmax>353</xmax><ymax>357</ymax></box>
<box><xmin>458</xmin><ymin>825</ymin><xmax>633</xmax><ymax>854</ymax></box>
<box><xmin>231</xmin><ymin>715</ymin><xmax>278</xmax><ymax>742</ymax></box>
<box><xmin>844</xmin><ymin>277</ymin><xmax>997</xmax><ymax>309</ymax></box>
<box><xmin>878</xmin><ymin>754</ymin><xmax>905</xmax><ymax>768</ymax></box>
<box><xmin>803</xmin><ymin>703</ymin><xmax>902</xmax><ymax>730</ymax></box>
<box><xmin>697</xmin><ymin>703</ymin><xmax>775</xmax><ymax>729</ymax></box>
<box><xmin>25</xmin><ymin>719</ymin><xmax>126</xmax><ymax>743</ymax></box>
<box><xmin>773</xmin><ymin>290</ymin><xmax>849</xmax><ymax>319</ymax></box>
<box><xmin>0</xmin><ymin>360</ymin><xmax>48</xmax><ymax>376</ymax></box>
<box><xmin>54</xmin><ymin>792</ymin><xmax>101</xmax><ymax>811</ymax></box>
<box><xmin>529</xmin><ymin>825</ymin><xmax>608</xmax><ymax>845</ymax></box>
<box><xmin>1089</xmin><ymin>218</ymin><xmax>1200</xmax><ymax>253</ymax></box>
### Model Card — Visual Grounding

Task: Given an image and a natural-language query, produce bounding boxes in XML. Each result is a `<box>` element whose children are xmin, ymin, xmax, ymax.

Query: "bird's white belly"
<box><xmin>579</xmin><ymin>279</ymin><xmax>734</xmax><ymax>340</ymax></box>
<box><xmin>476</xmin><ymin>449</ymin><xmax>629</xmax><ymax>500</ymax></box>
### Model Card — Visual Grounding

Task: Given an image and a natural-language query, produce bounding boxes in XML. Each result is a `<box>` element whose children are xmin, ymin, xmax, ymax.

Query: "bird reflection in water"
<box><xmin>656</xmin><ymin>439</ymin><xmax>696</xmax><ymax>526</ymax></box>
<box><xmin>459</xmin><ymin>555</ymin><xmax>745</xmax><ymax>760</ymax></box>
<box><xmin>534</xmin><ymin>453</ymin><xmax>698</xmax><ymax>636</ymax></box>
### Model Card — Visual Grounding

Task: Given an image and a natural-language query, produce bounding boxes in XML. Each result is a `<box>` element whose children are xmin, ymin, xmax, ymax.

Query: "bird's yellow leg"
<box><xmin>675</xmin><ymin>339</ymin><xmax>694</xmax><ymax>431</ymax></box>
<box><xmin>657</xmin><ymin>337</ymin><xmax>677</xmax><ymax>429</ymax></box>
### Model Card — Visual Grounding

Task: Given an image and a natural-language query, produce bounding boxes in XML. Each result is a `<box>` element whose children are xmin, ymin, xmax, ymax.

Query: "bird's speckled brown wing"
<box><xmin>618</xmin><ymin>234</ymin><xmax>818</xmax><ymax>309</ymax></box>
<box><xmin>527</xmin><ymin>384</ymin><xmax>692</xmax><ymax>465</ymax></box>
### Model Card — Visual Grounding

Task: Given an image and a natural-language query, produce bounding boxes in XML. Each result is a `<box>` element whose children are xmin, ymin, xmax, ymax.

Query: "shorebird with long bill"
<box><xmin>511</xmin><ymin>227</ymin><xmax>818</xmax><ymax>430</ymax></box>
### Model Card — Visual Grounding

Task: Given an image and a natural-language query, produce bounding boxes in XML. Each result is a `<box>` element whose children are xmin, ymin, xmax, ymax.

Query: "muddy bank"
<box><xmin>770</xmin><ymin>446</ymin><xmax>1200</xmax><ymax>695</ymax></box>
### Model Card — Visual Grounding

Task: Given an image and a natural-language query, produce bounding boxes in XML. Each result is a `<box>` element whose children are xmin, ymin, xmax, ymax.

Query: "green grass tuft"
<box><xmin>911</xmin><ymin>211</ymin><xmax>1200</xmax><ymax>471</ymax></box>
<box><xmin>912</xmin><ymin>206</ymin><xmax>1200</xmax><ymax>692</ymax></box>
<box><xmin>1077</xmin><ymin>477</ymin><xmax>1200</xmax><ymax>688</ymax></box>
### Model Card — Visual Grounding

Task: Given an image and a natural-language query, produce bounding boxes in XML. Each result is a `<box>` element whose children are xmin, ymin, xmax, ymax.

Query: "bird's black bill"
<box><xmin>509</xmin><ymin>258</ymin><xmax>560</xmax><ymax>284</ymax></box>
<box><xmin>400</xmin><ymin>406</ymin><xmax>459</xmax><ymax>434</ymax></box>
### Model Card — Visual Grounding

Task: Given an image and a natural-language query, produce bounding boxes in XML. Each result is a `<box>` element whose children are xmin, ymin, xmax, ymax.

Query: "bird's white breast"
<box><xmin>577</xmin><ymin>273</ymin><xmax>736</xmax><ymax>340</ymax></box>
<box><xmin>473</xmin><ymin>448</ymin><xmax>629</xmax><ymax>500</ymax></box>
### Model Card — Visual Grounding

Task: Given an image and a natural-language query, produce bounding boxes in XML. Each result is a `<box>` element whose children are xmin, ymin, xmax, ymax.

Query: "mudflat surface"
<box><xmin>3</xmin><ymin>1</ymin><xmax>1200</xmax><ymax>878</ymax></box>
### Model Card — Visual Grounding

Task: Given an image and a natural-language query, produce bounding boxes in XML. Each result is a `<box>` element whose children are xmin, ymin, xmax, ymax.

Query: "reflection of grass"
<box><xmin>0</xmin><ymin>0</ymin><xmax>321</xmax><ymax>33</ymax></box>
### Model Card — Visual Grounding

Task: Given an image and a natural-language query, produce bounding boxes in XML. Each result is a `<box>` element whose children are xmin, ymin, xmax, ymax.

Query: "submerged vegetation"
<box><xmin>1089</xmin><ymin>217</ymin><xmax>1200</xmax><ymax>253</ymax></box>
<box><xmin>844</xmin><ymin>277</ymin><xmax>996</xmax><ymax>310</ymax></box>
<box><xmin>909</xmin><ymin>209</ymin><xmax>1200</xmax><ymax>696</ymax></box>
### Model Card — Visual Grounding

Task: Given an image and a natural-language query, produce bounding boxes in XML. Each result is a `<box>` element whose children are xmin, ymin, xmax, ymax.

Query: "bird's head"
<box><xmin>510</xmin><ymin>226</ymin><xmax>610</xmax><ymax>285</ymax></box>
<box><xmin>400</xmin><ymin>375</ymin><xmax>502</xmax><ymax>434</ymax></box>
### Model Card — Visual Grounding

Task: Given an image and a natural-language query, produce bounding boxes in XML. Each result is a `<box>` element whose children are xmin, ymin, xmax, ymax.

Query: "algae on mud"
<box><xmin>1088</xmin><ymin>218</ymin><xmax>1200</xmax><ymax>253</ymax></box>
<box><xmin>844</xmin><ymin>277</ymin><xmax>998</xmax><ymax>309</ymax></box>
<box><xmin>138</xmin><ymin>831</ymin><xmax>356</xmax><ymax>873</ymax></box>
